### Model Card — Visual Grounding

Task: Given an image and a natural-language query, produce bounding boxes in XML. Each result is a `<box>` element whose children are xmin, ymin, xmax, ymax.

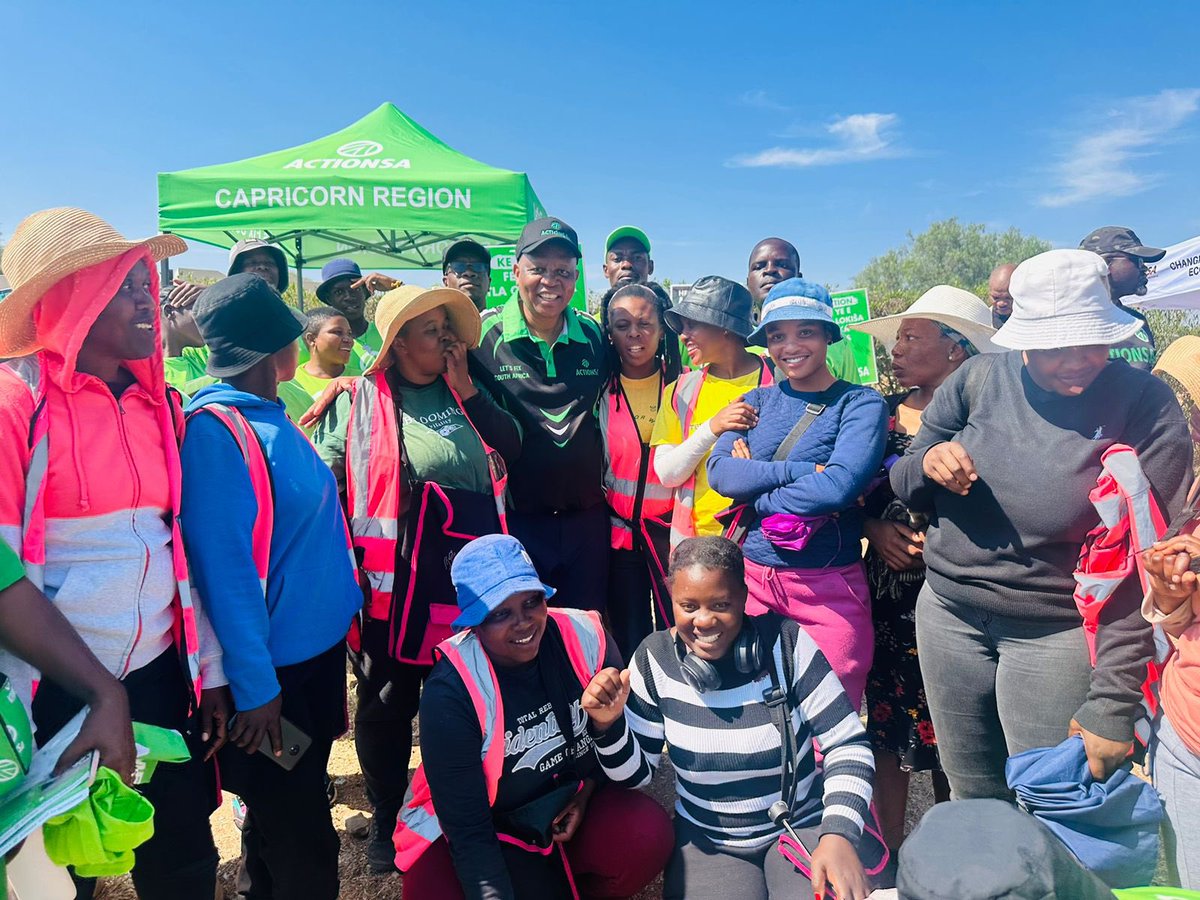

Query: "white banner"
<box><xmin>1129</xmin><ymin>234</ymin><xmax>1200</xmax><ymax>310</ymax></box>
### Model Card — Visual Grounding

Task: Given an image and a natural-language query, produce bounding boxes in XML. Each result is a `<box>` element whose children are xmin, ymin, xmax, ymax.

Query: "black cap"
<box><xmin>1079</xmin><ymin>226</ymin><xmax>1165</xmax><ymax>262</ymax></box>
<box><xmin>663</xmin><ymin>275</ymin><xmax>755</xmax><ymax>340</ymax></box>
<box><xmin>515</xmin><ymin>217</ymin><xmax>581</xmax><ymax>259</ymax></box>
<box><xmin>194</xmin><ymin>273</ymin><xmax>305</xmax><ymax>378</ymax></box>
<box><xmin>442</xmin><ymin>238</ymin><xmax>492</xmax><ymax>268</ymax></box>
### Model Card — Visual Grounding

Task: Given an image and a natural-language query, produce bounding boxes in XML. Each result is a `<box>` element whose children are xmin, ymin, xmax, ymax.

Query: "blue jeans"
<box><xmin>915</xmin><ymin>584</ymin><xmax>1091</xmax><ymax>800</ymax></box>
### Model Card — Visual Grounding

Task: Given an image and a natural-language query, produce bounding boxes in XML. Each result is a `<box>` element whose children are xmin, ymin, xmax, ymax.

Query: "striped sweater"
<box><xmin>591</xmin><ymin>615</ymin><xmax>873</xmax><ymax>850</ymax></box>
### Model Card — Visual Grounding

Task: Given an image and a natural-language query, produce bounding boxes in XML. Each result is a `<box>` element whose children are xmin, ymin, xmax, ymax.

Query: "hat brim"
<box><xmin>452</xmin><ymin>575</ymin><xmax>556</xmax><ymax>629</ymax></box>
<box><xmin>315</xmin><ymin>273</ymin><xmax>356</xmax><ymax>302</ymax></box>
<box><xmin>1154</xmin><ymin>335</ymin><xmax>1200</xmax><ymax>408</ymax></box>
<box><xmin>365</xmin><ymin>287</ymin><xmax>482</xmax><ymax>376</ymax></box>
<box><xmin>443</xmin><ymin>239</ymin><xmax>492</xmax><ymax>267</ymax></box>
<box><xmin>1128</xmin><ymin>244</ymin><xmax>1166</xmax><ymax>263</ymax></box>
<box><xmin>850</xmin><ymin>312</ymin><xmax>999</xmax><ymax>354</ymax></box>
<box><xmin>0</xmin><ymin>234</ymin><xmax>186</xmax><ymax>358</ymax></box>
<box><xmin>664</xmin><ymin>301</ymin><xmax>753</xmax><ymax>340</ymax></box>
<box><xmin>518</xmin><ymin>236</ymin><xmax>581</xmax><ymax>259</ymax></box>
<box><xmin>991</xmin><ymin>308</ymin><xmax>1143</xmax><ymax>351</ymax></box>
<box><xmin>605</xmin><ymin>226</ymin><xmax>650</xmax><ymax>254</ymax></box>
<box><xmin>204</xmin><ymin>308</ymin><xmax>305</xmax><ymax>378</ymax></box>
<box><xmin>748</xmin><ymin>314</ymin><xmax>842</xmax><ymax>348</ymax></box>
<box><xmin>228</xmin><ymin>243</ymin><xmax>289</xmax><ymax>294</ymax></box>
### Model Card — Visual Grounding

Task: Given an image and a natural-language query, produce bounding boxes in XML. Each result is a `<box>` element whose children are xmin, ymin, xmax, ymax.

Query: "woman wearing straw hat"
<box><xmin>707</xmin><ymin>278</ymin><xmax>889</xmax><ymax>710</ymax></box>
<box><xmin>848</xmin><ymin>285</ymin><xmax>999</xmax><ymax>857</ymax></box>
<box><xmin>890</xmin><ymin>249</ymin><xmax>1193</xmax><ymax>802</ymax></box>
<box><xmin>0</xmin><ymin>208</ymin><xmax>228</xmax><ymax>899</ymax></box>
<box><xmin>312</xmin><ymin>284</ymin><xmax>521</xmax><ymax>873</ymax></box>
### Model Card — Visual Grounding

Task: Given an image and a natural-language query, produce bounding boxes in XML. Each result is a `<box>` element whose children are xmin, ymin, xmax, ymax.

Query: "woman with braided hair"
<box><xmin>599</xmin><ymin>282</ymin><xmax>682</xmax><ymax>658</ymax></box>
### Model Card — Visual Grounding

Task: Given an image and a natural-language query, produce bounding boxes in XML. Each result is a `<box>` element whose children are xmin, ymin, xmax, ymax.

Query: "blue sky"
<box><xmin>2</xmin><ymin>1</ymin><xmax>1198</xmax><ymax>294</ymax></box>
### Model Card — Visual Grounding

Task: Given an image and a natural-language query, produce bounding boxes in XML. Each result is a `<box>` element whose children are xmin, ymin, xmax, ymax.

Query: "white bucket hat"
<box><xmin>849</xmin><ymin>284</ymin><xmax>1000</xmax><ymax>354</ymax></box>
<box><xmin>993</xmin><ymin>249</ymin><xmax>1142</xmax><ymax>350</ymax></box>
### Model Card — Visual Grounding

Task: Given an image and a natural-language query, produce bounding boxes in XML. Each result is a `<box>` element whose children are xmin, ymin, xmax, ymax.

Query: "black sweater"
<box><xmin>891</xmin><ymin>352</ymin><xmax>1192</xmax><ymax>741</ymax></box>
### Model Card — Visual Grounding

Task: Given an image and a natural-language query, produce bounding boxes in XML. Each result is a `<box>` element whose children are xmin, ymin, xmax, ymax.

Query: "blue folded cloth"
<box><xmin>1005</xmin><ymin>735</ymin><xmax>1163</xmax><ymax>888</ymax></box>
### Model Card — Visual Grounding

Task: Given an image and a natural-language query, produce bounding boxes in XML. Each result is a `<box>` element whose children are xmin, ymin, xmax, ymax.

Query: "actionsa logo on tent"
<box><xmin>337</xmin><ymin>141</ymin><xmax>384</xmax><ymax>158</ymax></box>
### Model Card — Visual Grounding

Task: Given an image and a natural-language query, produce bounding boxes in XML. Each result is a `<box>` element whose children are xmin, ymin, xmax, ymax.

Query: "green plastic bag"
<box><xmin>42</xmin><ymin>766</ymin><xmax>153</xmax><ymax>876</ymax></box>
<box><xmin>0</xmin><ymin>675</ymin><xmax>33</xmax><ymax>797</ymax></box>
<box><xmin>42</xmin><ymin>722</ymin><xmax>191</xmax><ymax>876</ymax></box>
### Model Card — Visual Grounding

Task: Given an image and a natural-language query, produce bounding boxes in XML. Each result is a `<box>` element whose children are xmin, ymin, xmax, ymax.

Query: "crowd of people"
<box><xmin>0</xmin><ymin>204</ymin><xmax>1197</xmax><ymax>900</ymax></box>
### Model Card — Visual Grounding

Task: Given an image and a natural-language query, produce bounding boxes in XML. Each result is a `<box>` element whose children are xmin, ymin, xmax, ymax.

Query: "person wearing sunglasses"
<box><xmin>1078</xmin><ymin>226</ymin><xmax>1166</xmax><ymax>372</ymax></box>
<box><xmin>443</xmin><ymin>239</ymin><xmax>492</xmax><ymax>311</ymax></box>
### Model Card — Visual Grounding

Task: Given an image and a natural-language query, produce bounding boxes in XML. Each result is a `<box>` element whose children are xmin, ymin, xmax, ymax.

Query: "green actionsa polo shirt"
<box><xmin>469</xmin><ymin>297</ymin><xmax>610</xmax><ymax>514</ymax></box>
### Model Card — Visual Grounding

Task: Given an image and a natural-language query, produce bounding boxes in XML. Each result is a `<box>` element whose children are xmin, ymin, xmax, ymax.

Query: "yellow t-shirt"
<box><xmin>620</xmin><ymin>373</ymin><xmax>663</xmax><ymax>444</ymax></box>
<box><xmin>651</xmin><ymin>368</ymin><xmax>765</xmax><ymax>536</ymax></box>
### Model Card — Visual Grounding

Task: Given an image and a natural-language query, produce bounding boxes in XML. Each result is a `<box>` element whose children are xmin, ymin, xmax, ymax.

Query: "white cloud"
<box><xmin>1038</xmin><ymin>88</ymin><xmax>1200</xmax><ymax>208</ymax></box>
<box><xmin>729</xmin><ymin>113</ymin><xmax>906</xmax><ymax>168</ymax></box>
<box><xmin>739</xmin><ymin>89</ymin><xmax>791</xmax><ymax>112</ymax></box>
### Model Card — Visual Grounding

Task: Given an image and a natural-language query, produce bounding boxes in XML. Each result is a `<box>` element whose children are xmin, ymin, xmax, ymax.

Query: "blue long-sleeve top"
<box><xmin>708</xmin><ymin>380</ymin><xmax>888</xmax><ymax>569</ymax></box>
<box><xmin>179</xmin><ymin>384</ymin><xmax>363</xmax><ymax>712</ymax></box>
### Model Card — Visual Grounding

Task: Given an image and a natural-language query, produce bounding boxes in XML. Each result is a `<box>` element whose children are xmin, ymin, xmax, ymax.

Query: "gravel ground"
<box><xmin>92</xmin><ymin>688</ymin><xmax>937</xmax><ymax>899</ymax></box>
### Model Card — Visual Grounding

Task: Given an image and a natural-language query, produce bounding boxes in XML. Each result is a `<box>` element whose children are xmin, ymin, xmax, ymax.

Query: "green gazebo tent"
<box><xmin>157</xmin><ymin>102</ymin><xmax>546</xmax><ymax>303</ymax></box>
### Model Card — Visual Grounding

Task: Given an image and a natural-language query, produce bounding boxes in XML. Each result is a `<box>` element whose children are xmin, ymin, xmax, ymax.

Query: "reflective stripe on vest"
<box><xmin>1072</xmin><ymin>443</ymin><xmax>1170</xmax><ymax>746</ymax></box>
<box><xmin>187</xmin><ymin>404</ymin><xmax>273</xmax><ymax>596</ymax></box>
<box><xmin>667</xmin><ymin>359</ymin><xmax>772</xmax><ymax>547</ymax></box>
<box><xmin>393</xmin><ymin>608</ymin><xmax>607</xmax><ymax>871</ymax></box>
<box><xmin>346</xmin><ymin>373</ymin><xmax>403</xmax><ymax>620</ymax></box>
<box><xmin>599</xmin><ymin>382</ymin><xmax>672</xmax><ymax>551</ymax></box>
<box><xmin>7</xmin><ymin>358</ymin><xmax>203</xmax><ymax>702</ymax></box>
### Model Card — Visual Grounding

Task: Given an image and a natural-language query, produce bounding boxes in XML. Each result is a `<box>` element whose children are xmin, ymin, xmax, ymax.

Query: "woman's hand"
<box><xmin>863</xmin><ymin>518</ymin><xmax>924</xmax><ymax>571</ymax></box>
<box><xmin>1069</xmin><ymin>719</ymin><xmax>1131</xmax><ymax>782</ymax></box>
<box><xmin>921</xmin><ymin>442</ymin><xmax>978</xmax><ymax>496</ymax></box>
<box><xmin>552</xmin><ymin>780</ymin><xmax>596</xmax><ymax>843</ymax></box>
<box><xmin>53</xmin><ymin>684</ymin><xmax>135</xmax><ymax>784</ymax></box>
<box><xmin>444</xmin><ymin>340</ymin><xmax>478</xmax><ymax>400</ymax></box>
<box><xmin>707</xmin><ymin>396</ymin><xmax>758</xmax><ymax>436</ymax></box>
<box><xmin>581</xmin><ymin>667</ymin><xmax>631</xmax><ymax>733</ymax></box>
<box><xmin>230</xmin><ymin>693</ymin><xmax>284</xmax><ymax>756</ymax></box>
<box><xmin>298</xmin><ymin>376</ymin><xmax>357</xmax><ymax>428</ymax></box>
<box><xmin>731</xmin><ymin>438</ymin><xmax>751</xmax><ymax>459</ymax></box>
<box><xmin>1143</xmin><ymin>534</ymin><xmax>1200</xmax><ymax>615</ymax></box>
<box><xmin>199</xmin><ymin>685</ymin><xmax>233</xmax><ymax>761</ymax></box>
<box><xmin>809</xmin><ymin>833</ymin><xmax>871</xmax><ymax>900</ymax></box>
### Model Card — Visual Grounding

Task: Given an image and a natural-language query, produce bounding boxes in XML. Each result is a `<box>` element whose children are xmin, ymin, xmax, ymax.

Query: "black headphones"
<box><xmin>676</xmin><ymin>619</ymin><xmax>765</xmax><ymax>693</ymax></box>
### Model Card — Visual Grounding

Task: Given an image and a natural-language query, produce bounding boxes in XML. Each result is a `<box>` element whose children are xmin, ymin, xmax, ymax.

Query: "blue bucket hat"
<box><xmin>451</xmin><ymin>535</ymin><xmax>556</xmax><ymax>629</ymax></box>
<box><xmin>748</xmin><ymin>277</ymin><xmax>842</xmax><ymax>346</ymax></box>
<box><xmin>316</xmin><ymin>258</ymin><xmax>362</xmax><ymax>301</ymax></box>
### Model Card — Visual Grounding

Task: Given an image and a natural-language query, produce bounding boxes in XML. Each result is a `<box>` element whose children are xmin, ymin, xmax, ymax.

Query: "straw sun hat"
<box><xmin>1154</xmin><ymin>335</ymin><xmax>1200</xmax><ymax>410</ymax></box>
<box><xmin>365</xmin><ymin>284</ymin><xmax>482</xmax><ymax>376</ymax></box>
<box><xmin>0</xmin><ymin>207</ymin><xmax>186</xmax><ymax>357</ymax></box>
<box><xmin>850</xmin><ymin>284</ymin><xmax>1000</xmax><ymax>354</ymax></box>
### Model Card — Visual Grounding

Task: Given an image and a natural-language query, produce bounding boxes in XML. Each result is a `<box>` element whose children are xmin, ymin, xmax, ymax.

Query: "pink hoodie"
<box><xmin>0</xmin><ymin>248</ymin><xmax>222</xmax><ymax>703</ymax></box>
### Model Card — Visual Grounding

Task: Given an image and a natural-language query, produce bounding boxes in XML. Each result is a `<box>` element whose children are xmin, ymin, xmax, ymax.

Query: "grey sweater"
<box><xmin>891</xmin><ymin>351</ymin><xmax>1192</xmax><ymax>741</ymax></box>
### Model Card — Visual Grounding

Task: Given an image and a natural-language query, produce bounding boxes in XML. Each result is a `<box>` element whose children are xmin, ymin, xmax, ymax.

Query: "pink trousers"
<box><xmin>744</xmin><ymin>558</ymin><xmax>873</xmax><ymax>709</ymax></box>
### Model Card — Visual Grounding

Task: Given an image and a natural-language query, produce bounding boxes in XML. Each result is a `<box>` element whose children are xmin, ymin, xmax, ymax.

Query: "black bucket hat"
<box><xmin>664</xmin><ymin>275</ymin><xmax>754</xmax><ymax>340</ymax></box>
<box><xmin>194</xmin><ymin>273</ymin><xmax>305</xmax><ymax>378</ymax></box>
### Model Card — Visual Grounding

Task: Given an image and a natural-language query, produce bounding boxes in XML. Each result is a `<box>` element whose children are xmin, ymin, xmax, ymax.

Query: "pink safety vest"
<box><xmin>344</xmin><ymin>371</ymin><xmax>508</xmax><ymax>623</ymax></box>
<box><xmin>187</xmin><ymin>402</ymin><xmax>355</xmax><ymax>603</ymax></box>
<box><xmin>11</xmin><ymin>357</ymin><xmax>202</xmax><ymax>703</ymax></box>
<box><xmin>392</xmin><ymin>608</ymin><xmax>606</xmax><ymax>871</ymax></box>
<box><xmin>1073</xmin><ymin>443</ymin><xmax>1171</xmax><ymax>746</ymax></box>
<box><xmin>598</xmin><ymin>376</ymin><xmax>673</xmax><ymax>551</ymax></box>
<box><xmin>666</xmin><ymin>359</ymin><xmax>772</xmax><ymax>547</ymax></box>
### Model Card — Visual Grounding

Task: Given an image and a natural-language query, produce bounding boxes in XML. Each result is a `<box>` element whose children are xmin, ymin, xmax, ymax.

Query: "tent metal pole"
<box><xmin>294</xmin><ymin>235</ymin><xmax>305</xmax><ymax>310</ymax></box>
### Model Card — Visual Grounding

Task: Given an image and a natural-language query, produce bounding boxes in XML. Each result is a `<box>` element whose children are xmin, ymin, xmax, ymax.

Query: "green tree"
<box><xmin>853</xmin><ymin>218</ymin><xmax>1052</xmax><ymax>391</ymax></box>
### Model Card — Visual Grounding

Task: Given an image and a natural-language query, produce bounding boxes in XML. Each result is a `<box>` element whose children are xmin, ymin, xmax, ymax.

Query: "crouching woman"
<box><xmin>394</xmin><ymin>534</ymin><xmax>673</xmax><ymax>900</ymax></box>
<box><xmin>582</xmin><ymin>536</ymin><xmax>877</xmax><ymax>900</ymax></box>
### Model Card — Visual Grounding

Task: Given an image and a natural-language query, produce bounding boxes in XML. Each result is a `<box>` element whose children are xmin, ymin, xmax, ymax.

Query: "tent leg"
<box><xmin>294</xmin><ymin>235</ymin><xmax>305</xmax><ymax>310</ymax></box>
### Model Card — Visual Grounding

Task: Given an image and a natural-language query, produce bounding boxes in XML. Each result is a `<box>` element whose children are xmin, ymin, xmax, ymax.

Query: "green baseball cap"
<box><xmin>605</xmin><ymin>226</ymin><xmax>651</xmax><ymax>255</ymax></box>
